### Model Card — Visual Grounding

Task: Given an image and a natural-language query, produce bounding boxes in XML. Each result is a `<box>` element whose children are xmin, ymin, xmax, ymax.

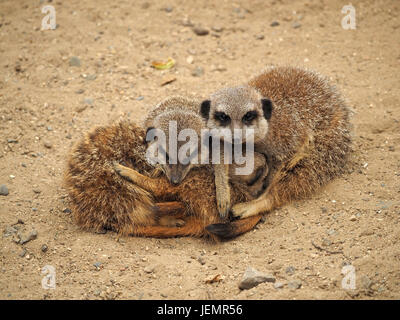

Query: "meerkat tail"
<box><xmin>205</xmin><ymin>215</ymin><xmax>263</xmax><ymax>239</ymax></box>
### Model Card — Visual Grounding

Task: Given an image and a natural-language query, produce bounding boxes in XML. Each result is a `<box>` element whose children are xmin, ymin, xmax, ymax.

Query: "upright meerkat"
<box><xmin>200</xmin><ymin>66</ymin><xmax>352</xmax><ymax>219</ymax></box>
<box><xmin>64</xmin><ymin>96</ymin><xmax>269</xmax><ymax>239</ymax></box>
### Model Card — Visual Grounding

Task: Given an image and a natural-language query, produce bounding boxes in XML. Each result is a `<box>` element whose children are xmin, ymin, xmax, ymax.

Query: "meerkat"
<box><xmin>64</xmin><ymin>97</ymin><xmax>269</xmax><ymax>239</ymax></box>
<box><xmin>113</xmin><ymin>96</ymin><xmax>270</xmax><ymax>238</ymax></box>
<box><xmin>200</xmin><ymin>66</ymin><xmax>352</xmax><ymax>219</ymax></box>
<box><xmin>64</xmin><ymin>120</ymin><xmax>189</xmax><ymax>236</ymax></box>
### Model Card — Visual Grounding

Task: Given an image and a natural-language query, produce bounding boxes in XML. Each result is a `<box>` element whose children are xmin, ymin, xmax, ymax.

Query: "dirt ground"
<box><xmin>0</xmin><ymin>0</ymin><xmax>399</xmax><ymax>300</ymax></box>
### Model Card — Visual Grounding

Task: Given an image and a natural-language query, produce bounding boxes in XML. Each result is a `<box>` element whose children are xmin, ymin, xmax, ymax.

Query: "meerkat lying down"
<box><xmin>200</xmin><ymin>66</ymin><xmax>352</xmax><ymax>220</ymax></box>
<box><xmin>64</xmin><ymin>96</ymin><xmax>269</xmax><ymax>240</ymax></box>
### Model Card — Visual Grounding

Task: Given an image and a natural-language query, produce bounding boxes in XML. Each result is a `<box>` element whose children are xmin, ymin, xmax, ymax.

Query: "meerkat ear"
<box><xmin>261</xmin><ymin>99</ymin><xmax>273</xmax><ymax>120</ymax></box>
<box><xmin>200</xmin><ymin>100</ymin><xmax>211</xmax><ymax>120</ymax></box>
<box><xmin>146</xmin><ymin>127</ymin><xmax>155</xmax><ymax>137</ymax></box>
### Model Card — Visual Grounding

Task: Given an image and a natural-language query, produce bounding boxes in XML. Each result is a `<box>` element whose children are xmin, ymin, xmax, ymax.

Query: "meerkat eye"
<box><xmin>164</xmin><ymin>152</ymin><xmax>170</xmax><ymax>164</ymax></box>
<box><xmin>242</xmin><ymin>111</ymin><xmax>258</xmax><ymax>124</ymax></box>
<box><xmin>214</xmin><ymin>112</ymin><xmax>231</xmax><ymax>126</ymax></box>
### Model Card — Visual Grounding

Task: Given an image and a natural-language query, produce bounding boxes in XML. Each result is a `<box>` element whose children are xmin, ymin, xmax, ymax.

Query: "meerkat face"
<box><xmin>145</xmin><ymin>110</ymin><xmax>203</xmax><ymax>185</ymax></box>
<box><xmin>200</xmin><ymin>86</ymin><xmax>272</xmax><ymax>144</ymax></box>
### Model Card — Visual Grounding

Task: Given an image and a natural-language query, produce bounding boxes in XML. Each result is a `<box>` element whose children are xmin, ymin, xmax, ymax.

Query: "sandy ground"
<box><xmin>0</xmin><ymin>0</ymin><xmax>399</xmax><ymax>300</ymax></box>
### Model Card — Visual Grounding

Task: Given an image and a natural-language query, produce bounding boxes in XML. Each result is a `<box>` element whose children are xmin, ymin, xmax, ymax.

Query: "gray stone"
<box><xmin>3</xmin><ymin>226</ymin><xmax>18</xmax><ymax>237</ymax></box>
<box><xmin>19</xmin><ymin>248</ymin><xmax>27</xmax><ymax>257</ymax></box>
<box><xmin>292</xmin><ymin>22</ymin><xmax>301</xmax><ymax>29</ymax></box>
<box><xmin>44</xmin><ymin>141</ymin><xmax>52</xmax><ymax>149</ymax></box>
<box><xmin>163</xmin><ymin>6</ymin><xmax>173</xmax><ymax>13</ymax></box>
<box><xmin>19</xmin><ymin>230</ymin><xmax>38</xmax><ymax>244</ymax></box>
<box><xmin>361</xmin><ymin>276</ymin><xmax>373</xmax><ymax>290</ymax></box>
<box><xmin>238</xmin><ymin>267</ymin><xmax>275</xmax><ymax>290</ymax></box>
<box><xmin>212</xmin><ymin>26</ymin><xmax>223</xmax><ymax>32</ymax></box>
<box><xmin>83</xmin><ymin>98</ymin><xmax>93</xmax><ymax>105</ymax></box>
<box><xmin>86</xmin><ymin>74</ymin><xmax>97</xmax><ymax>81</ymax></box>
<box><xmin>274</xmin><ymin>282</ymin><xmax>284</xmax><ymax>289</ymax></box>
<box><xmin>192</xmin><ymin>26</ymin><xmax>209</xmax><ymax>36</ymax></box>
<box><xmin>0</xmin><ymin>184</ymin><xmax>9</xmax><ymax>196</ymax></box>
<box><xmin>144</xmin><ymin>265</ymin><xmax>155</xmax><ymax>273</ymax></box>
<box><xmin>288</xmin><ymin>280</ymin><xmax>302</xmax><ymax>290</ymax></box>
<box><xmin>270</xmin><ymin>21</ymin><xmax>280</xmax><ymax>27</ymax></box>
<box><xmin>69</xmin><ymin>56</ymin><xmax>81</xmax><ymax>67</ymax></box>
<box><xmin>191</xmin><ymin>66</ymin><xmax>204</xmax><ymax>77</ymax></box>
<box><xmin>285</xmin><ymin>266</ymin><xmax>296</xmax><ymax>275</ymax></box>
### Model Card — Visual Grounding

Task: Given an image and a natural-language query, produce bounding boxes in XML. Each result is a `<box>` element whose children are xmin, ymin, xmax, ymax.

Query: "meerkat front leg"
<box><xmin>230</xmin><ymin>195</ymin><xmax>273</xmax><ymax>218</ymax></box>
<box><xmin>113</xmin><ymin>162</ymin><xmax>176</xmax><ymax>197</ymax></box>
<box><xmin>214</xmin><ymin>163</ymin><xmax>231</xmax><ymax>219</ymax></box>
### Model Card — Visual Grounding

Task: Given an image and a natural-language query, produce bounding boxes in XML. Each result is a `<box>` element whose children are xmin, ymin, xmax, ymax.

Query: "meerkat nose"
<box><xmin>171</xmin><ymin>176</ymin><xmax>180</xmax><ymax>185</ymax></box>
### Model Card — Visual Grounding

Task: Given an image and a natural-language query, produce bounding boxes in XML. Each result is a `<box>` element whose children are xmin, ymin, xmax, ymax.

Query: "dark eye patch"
<box><xmin>242</xmin><ymin>111</ymin><xmax>258</xmax><ymax>124</ymax></box>
<box><xmin>214</xmin><ymin>112</ymin><xmax>231</xmax><ymax>126</ymax></box>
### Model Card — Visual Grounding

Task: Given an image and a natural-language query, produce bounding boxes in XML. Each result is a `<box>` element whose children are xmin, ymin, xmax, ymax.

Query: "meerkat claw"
<box><xmin>217</xmin><ymin>199</ymin><xmax>230</xmax><ymax>219</ymax></box>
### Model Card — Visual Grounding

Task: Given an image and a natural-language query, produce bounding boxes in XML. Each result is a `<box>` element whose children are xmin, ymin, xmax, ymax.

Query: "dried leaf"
<box><xmin>160</xmin><ymin>75</ymin><xmax>177</xmax><ymax>86</ymax></box>
<box><xmin>151</xmin><ymin>57</ymin><xmax>175</xmax><ymax>70</ymax></box>
<box><xmin>205</xmin><ymin>274</ymin><xmax>224</xmax><ymax>284</ymax></box>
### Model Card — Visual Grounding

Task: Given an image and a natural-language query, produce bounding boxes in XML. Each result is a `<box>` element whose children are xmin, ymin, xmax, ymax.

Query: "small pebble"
<box><xmin>211</xmin><ymin>26</ymin><xmax>223</xmax><ymax>32</ymax></box>
<box><xmin>69</xmin><ymin>56</ymin><xmax>81</xmax><ymax>67</ymax></box>
<box><xmin>274</xmin><ymin>282</ymin><xmax>284</xmax><ymax>289</ymax></box>
<box><xmin>83</xmin><ymin>98</ymin><xmax>93</xmax><ymax>105</ymax></box>
<box><xmin>270</xmin><ymin>21</ymin><xmax>280</xmax><ymax>27</ymax></box>
<box><xmin>285</xmin><ymin>266</ymin><xmax>296</xmax><ymax>275</ymax></box>
<box><xmin>191</xmin><ymin>66</ymin><xmax>204</xmax><ymax>77</ymax></box>
<box><xmin>19</xmin><ymin>230</ymin><xmax>38</xmax><ymax>245</ymax></box>
<box><xmin>0</xmin><ymin>185</ymin><xmax>9</xmax><ymax>196</ymax></box>
<box><xmin>238</xmin><ymin>266</ymin><xmax>275</xmax><ymax>290</ymax></box>
<box><xmin>44</xmin><ymin>141</ymin><xmax>52</xmax><ymax>149</ymax></box>
<box><xmin>292</xmin><ymin>22</ymin><xmax>301</xmax><ymax>29</ymax></box>
<box><xmin>19</xmin><ymin>248</ymin><xmax>27</xmax><ymax>258</ymax></box>
<box><xmin>288</xmin><ymin>280</ymin><xmax>302</xmax><ymax>290</ymax></box>
<box><xmin>192</xmin><ymin>26</ymin><xmax>209</xmax><ymax>36</ymax></box>
<box><xmin>163</xmin><ymin>6</ymin><xmax>173</xmax><ymax>13</ymax></box>
<box><xmin>144</xmin><ymin>265</ymin><xmax>155</xmax><ymax>273</ymax></box>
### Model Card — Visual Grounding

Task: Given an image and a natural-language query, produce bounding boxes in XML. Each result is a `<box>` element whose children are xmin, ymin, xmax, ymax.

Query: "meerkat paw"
<box><xmin>158</xmin><ymin>216</ymin><xmax>186</xmax><ymax>227</ymax></box>
<box><xmin>230</xmin><ymin>202</ymin><xmax>258</xmax><ymax>219</ymax></box>
<box><xmin>231</xmin><ymin>197</ymin><xmax>273</xmax><ymax>219</ymax></box>
<box><xmin>217</xmin><ymin>188</ymin><xmax>231</xmax><ymax>219</ymax></box>
<box><xmin>216</xmin><ymin>193</ymin><xmax>231</xmax><ymax>220</ymax></box>
<box><xmin>113</xmin><ymin>161</ymin><xmax>136</xmax><ymax>182</ymax></box>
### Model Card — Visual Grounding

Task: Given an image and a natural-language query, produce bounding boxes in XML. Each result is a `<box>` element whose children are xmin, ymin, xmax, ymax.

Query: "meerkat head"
<box><xmin>145</xmin><ymin>108</ymin><xmax>204</xmax><ymax>185</ymax></box>
<box><xmin>200</xmin><ymin>85</ymin><xmax>272</xmax><ymax>144</ymax></box>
